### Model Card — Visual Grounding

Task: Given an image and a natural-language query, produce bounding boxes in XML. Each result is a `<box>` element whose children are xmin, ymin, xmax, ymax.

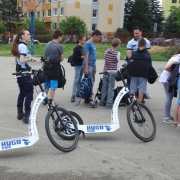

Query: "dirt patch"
<box><xmin>151</xmin><ymin>45</ymin><xmax>169</xmax><ymax>53</ymax></box>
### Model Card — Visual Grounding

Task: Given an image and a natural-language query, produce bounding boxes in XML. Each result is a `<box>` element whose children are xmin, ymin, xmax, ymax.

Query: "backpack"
<box><xmin>58</xmin><ymin>65</ymin><xmax>66</xmax><ymax>89</ymax></box>
<box><xmin>113</xmin><ymin>86</ymin><xmax>129</xmax><ymax>106</ymax></box>
<box><xmin>95</xmin><ymin>78</ymin><xmax>103</xmax><ymax>100</ymax></box>
<box><xmin>167</xmin><ymin>63</ymin><xmax>180</xmax><ymax>86</ymax></box>
<box><xmin>67</xmin><ymin>55</ymin><xmax>75</xmax><ymax>66</ymax></box>
<box><xmin>76</xmin><ymin>75</ymin><xmax>93</xmax><ymax>105</ymax></box>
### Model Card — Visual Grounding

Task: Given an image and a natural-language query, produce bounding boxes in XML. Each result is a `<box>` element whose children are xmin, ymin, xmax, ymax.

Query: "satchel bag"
<box><xmin>115</xmin><ymin>68</ymin><xmax>130</xmax><ymax>81</ymax></box>
<box><xmin>33</xmin><ymin>70</ymin><xmax>49</xmax><ymax>86</ymax></box>
<box><xmin>58</xmin><ymin>65</ymin><xmax>66</xmax><ymax>89</ymax></box>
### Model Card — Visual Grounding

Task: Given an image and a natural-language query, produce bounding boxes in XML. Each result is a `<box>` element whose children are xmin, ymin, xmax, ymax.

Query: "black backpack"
<box><xmin>58</xmin><ymin>65</ymin><xmax>66</xmax><ymax>89</ymax></box>
<box><xmin>167</xmin><ymin>63</ymin><xmax>180</xmax><ymax>86</ymax></box>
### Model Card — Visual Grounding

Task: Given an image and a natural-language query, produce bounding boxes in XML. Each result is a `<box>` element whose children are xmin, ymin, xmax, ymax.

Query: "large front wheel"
<box><xmin>127</xmin><ymin>102</ymin><xmax>156</xmax><ymax>142</ymax></box>
<box><xmin>45</xmin><ymin>107</ymin><xmax>79</xmax><ymax>152</ymax></box>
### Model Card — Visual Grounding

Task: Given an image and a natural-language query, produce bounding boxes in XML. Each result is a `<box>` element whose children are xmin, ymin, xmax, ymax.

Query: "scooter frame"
<box><xmin>0</xmin><ymin>84</ymin><xmax>47</xmax><ymax>151</ymax></box>
<box><xmin>77</xmin><ymin>86</ymin><xmax>129</xmax><ymax>133</ymax></box>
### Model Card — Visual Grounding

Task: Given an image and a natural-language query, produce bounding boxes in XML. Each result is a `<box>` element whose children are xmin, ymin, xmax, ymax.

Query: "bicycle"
<box><xmin>0</xmin><ymin>58</ymin><xmax>79</xmax><ymax>152</ymax></box>
<box><xmin>70</xmin><ymin>58</ymin><xmax>156</xmax><ymax>142</ymax></box>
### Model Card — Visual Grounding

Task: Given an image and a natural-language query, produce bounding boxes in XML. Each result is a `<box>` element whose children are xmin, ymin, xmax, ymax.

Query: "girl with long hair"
<box><xmin>70</xmin><ymin>35</ymin><xmax>86</xmax><ymax>102</ymax></box>
<box><xmin>11</xmin><ymin>30</ymin><xmax>36</xmax><ymax>123</ymax></box>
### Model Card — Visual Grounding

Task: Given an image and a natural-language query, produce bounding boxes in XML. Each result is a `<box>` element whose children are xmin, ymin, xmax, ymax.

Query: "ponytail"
<box><xmin>11</xmin><ymin>30</ymin><xmax>26</xmax><ymax>57</ymax></box>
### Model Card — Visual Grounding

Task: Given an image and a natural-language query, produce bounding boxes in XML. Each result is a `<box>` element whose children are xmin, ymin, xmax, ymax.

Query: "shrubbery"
<box><xmin>35</xmin><ymin>34</ymin><xmax>53</xmax><ymax>43</ymax></box>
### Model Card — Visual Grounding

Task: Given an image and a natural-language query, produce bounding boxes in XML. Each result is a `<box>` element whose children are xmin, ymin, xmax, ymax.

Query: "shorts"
<box><xmin>130</xmin><ymin>76</ymin><xmax>147</xmax><ymax>94</ymax></box>
<box><xmin>44</xmin><ymin>80</ymin><xmax>58</xmax><ymax>90</ymax></box>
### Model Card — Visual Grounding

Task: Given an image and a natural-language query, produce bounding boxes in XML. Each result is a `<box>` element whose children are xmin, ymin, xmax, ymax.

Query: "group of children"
<box><xmin>70</xmin><ymin>32</ymin><xmax>152</xmax><ymax>109</ymax></box>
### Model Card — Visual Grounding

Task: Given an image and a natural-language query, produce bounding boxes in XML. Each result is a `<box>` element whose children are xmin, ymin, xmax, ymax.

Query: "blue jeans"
<box><xmin>72</xmin><ymin>66</ymin><xmax>83</xmax><ymax>97</ymax></box>
<box><xmin>162</xmin><ymin>82</ymin><xmax>173</xmax><ymax>117</ymax></box>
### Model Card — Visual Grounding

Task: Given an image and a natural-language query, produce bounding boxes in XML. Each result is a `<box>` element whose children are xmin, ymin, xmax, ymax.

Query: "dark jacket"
<box><xmin>73</xmin><ymin>45</ymin><xmax>84</xmax><ymax>66</ymax></box>
<box><xmin>128</xmin><ymin>48</ymin><xmax>151</xmax><ymax>78</ymax></box>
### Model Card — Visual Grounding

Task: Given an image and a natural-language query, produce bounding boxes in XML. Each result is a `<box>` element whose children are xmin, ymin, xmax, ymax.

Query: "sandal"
<box><xmin>176</xmin><ymin>124</ymin><xmax>180</xmax><ymax>129</ymax></box>
<box><xmin>172</xmin><ymin>121</ymin><xmax>178</xmax><ymax>126</ymax></box>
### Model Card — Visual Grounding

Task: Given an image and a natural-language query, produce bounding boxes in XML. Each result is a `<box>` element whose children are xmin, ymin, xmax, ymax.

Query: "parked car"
<box><xmin>0</xmin><ymin>38</ymin><xmax>5</xmax><ymax>44</ymax></box>
<box><xmin>161</xmin><ymin>38</ymin><xmax>179</xmax><ymax>46</ymax></box>
<box><xmin>151</xmin><ymin>37</ymin><xmax>165</xmax><ymax>45</ymax></box>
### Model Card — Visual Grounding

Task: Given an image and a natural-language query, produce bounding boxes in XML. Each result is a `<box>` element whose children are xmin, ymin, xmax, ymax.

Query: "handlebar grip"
<box><xmin>12</xmin><ymin>72</ymin><xmax>21</xmax><ymax>76</ymax></box>
<box><xmin>99</xmin><ymin>72</ymin><xmax>104</xmax><ymax>74</ymax></box>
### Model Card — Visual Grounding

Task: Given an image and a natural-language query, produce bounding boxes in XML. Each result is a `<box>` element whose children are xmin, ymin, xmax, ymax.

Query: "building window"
<box><xmin>54</xmin><ymin>0</ymin><xmax>57</xmax><ymax>2</ymax></box>
<box><xmin>75</xmin><ymin>2</ymin><xmax>80</xmax><ymax>8</ymax></box>
<box><xmin>92</xmin><ymin>24</ymin><xmax>97</xmax><ymax>31</ymax></box>
<box><xmin>60</xmin><ymin>7</ymin><xmax>64</xmax><ymax>16</ymax></box>
<box><xmin>93</xmin><ymin>10</ymin><xmax>97</xmax><ymax>18</ymax></box>
<box><xmin>172</xmin><ymin>0</ymin><xmax>177</xmax><ymax>3</ymax></box>
<box><xmin>108</xmin><ymin>18</ymin><xmax>112</xmax><ymax>24</ymax></box>
<box><xmin>109</xmin><ymin>4</ymin><xmax>113</xmax><ymax>11</ymax></box>
<box><xmin>93</xmin><ymin>0</ymin><xmax>98</xmax><ymax>3</ymax></box>
<box><xmin>48</xmin><ymin>0</ymin><xmax>51</xmax><ymax>2</ymax></box>
<box><xmin>37</xmin><ymin>12</ymin><xmax>40</xmax><ymax>17</ymax></box>
<box><xmin>48</xmin><ymin>9</ymin><xmax>51</xmax><ymax>16</ymax></box>
<box><xmin>42</xmin><ymin>11</ymin><xmax>45</xmax><ymax>17</ymax></box>
<box><xmin>53</xmin><ymin>8</ymin><xmax>57</xmax><ymax>16</ymax></box>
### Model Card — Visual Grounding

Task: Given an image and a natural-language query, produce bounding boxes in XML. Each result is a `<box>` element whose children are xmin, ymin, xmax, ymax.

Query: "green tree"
<box><xmin>148</xmin><ymin>0</ymin><xmax>164</xmax><ymax>32</ymax></box>
<box><xmin>126</xmin><ymin>0</ymin><xmax>151</xmax><ymax>32</ymax></box>
<box><xmin>58</xmin><ymin>16</ymin><xmax>87</xmax><ymax>40</ymax></box>
<box><xmin>0</xmin><ymin>22</ymin><xmax>6</xmax><ymax>33</ymax></box>
<box><xmin>168</xmin><ymin>6</ymin><xmax>180</xmax><ymax>33</ymax></box>
<box><xmin>0</xmin><ymin>0</ymin><xmax>24</xmax><ymax>32</ymax></box>
<box><xmin>123</xmin><ymin>0</ymin><xmax>134</xmax><ymax>30</ymax></box>
<box><xmin>19</xmin><ymin>18</ymin><xmax>47</xmax><ymax>34</ymax></box>
<box><xmin>163</xmin><ymin>10</ymin><xmax>178</xmax><ymax>33</ymax></box>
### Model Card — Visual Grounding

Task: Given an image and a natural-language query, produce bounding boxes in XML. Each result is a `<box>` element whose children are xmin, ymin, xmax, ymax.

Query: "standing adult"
<box><xmin>42</xmin><ymin>29</ymin><xmax>64</xmax><ymax>106</ymax></box>
<box><xmin>83</xmin><ymin>29</ymin><xmax>102</xmax><ymax>108</ymax></box>
<box><xmin>126</xmin><ymin>26</ymin><xmax>151</xmax><ymax>58</ymax></box>
<box><xmin>11</xmin><ymin>30</ymin><xmax>36</xmax><ymax>123</ymax></box>
<box><xmin>70</xmin><ymin>35</ymin><xmax>86</xmax><ymax>102</ymax></box>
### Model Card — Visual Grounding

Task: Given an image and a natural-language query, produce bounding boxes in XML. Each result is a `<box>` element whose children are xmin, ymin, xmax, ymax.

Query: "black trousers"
<box><xmin>17</xmin><ymin>76</ymin><xmax>33</xmax><ymax>111</ymax></box>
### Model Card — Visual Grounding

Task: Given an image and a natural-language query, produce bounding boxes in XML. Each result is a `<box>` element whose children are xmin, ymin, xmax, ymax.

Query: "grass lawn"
<box><xmin>0</xmin><ymin>43</ymin><xmax>169</xmax><ymax>61</ymax></box>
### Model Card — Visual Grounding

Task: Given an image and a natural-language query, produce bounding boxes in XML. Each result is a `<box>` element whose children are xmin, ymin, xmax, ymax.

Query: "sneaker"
<box><xmin>89</xmin><ymin>101</ymin><xmax>97</xmax><ymax>108</ymax></box>
<box><xmin>162</xmin><ymin>116</ymin><xmax>174</xmax><ymax>120</ymax></box>
<box><xmin>106</xmin><ymin>106</ymin><xmax>112</xmax><ymax>109</ymax></box>
<box><xmin>100</xmin><ymin>102</ymin><xmax>105</xmax><ymax>106</ymax></box>
<box><xmin>70</xmin><ymin>97</ymin><xmax>75</xmax><ymax>102</ymax></box>
<box><xmin>163</xmin><ymin>117</ymin><xmax>174</xmax><ymax>123</ymax></box>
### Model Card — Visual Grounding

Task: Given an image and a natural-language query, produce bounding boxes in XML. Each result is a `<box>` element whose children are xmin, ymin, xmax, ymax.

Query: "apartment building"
<box><xmin>162</xmin><ymin>0</ymin><xmax>180</xmax><ymax>18</ymax></box>
<box><xmin>17</xmin><ymin>0</ymin><xmax>125</xmax><ymax>34</ymax></box>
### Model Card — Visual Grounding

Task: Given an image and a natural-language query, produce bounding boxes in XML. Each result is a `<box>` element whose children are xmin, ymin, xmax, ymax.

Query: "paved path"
<box><xmin>0</xmin><ymin>57</ymin><xmax>179</xmax><ymax>180</ymax></box>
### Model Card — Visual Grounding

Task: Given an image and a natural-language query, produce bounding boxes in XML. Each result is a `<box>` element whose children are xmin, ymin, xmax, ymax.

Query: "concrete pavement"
<box><xmin>0</xmin><ymin>56</ymin><xmax>179</xmax><ymax>180</ymax></box>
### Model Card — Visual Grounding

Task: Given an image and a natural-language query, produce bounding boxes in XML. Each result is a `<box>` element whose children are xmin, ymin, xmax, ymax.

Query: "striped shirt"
<box><xmin>103</xmin><ymin>48</ymin><xmax>120</xmax><ymax>71</ymax></box>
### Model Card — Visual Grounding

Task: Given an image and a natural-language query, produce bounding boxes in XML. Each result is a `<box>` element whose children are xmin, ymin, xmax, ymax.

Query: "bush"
<box><xmin>161</xmin><ymin>46</ymin><xmax>179</xmax><ymax>58</ymax></box>
<box><xmin>35</xmin><ymin>34</ymin><xmax>53</xmax><ymax>43</ymax></box>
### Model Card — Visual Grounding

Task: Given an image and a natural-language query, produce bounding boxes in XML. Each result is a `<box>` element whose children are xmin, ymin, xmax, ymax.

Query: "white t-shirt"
<box><xmin>159</xmin><ymin>54</ymin><xmax>180</xmax><ymax>82</ymax></box>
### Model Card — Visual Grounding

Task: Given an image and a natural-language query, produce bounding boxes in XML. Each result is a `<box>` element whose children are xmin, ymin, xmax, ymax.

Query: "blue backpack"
<box><xmin>76</xmin><ymin>75</ymin><xmax>93</xmax><ymax>105</ymax></box>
